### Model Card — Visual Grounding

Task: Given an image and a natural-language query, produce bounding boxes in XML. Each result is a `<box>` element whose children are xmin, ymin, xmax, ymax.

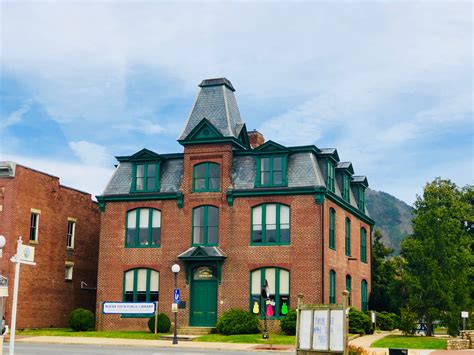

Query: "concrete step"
<box><xmin>159</xmin><ymin>334</ymin><xmax>198</xmax><ymax>341</ymax></box>
<box><xmin>177</xmin><ymin>327</ymin><xmax>215</xmax><ymax>335</ymax></box>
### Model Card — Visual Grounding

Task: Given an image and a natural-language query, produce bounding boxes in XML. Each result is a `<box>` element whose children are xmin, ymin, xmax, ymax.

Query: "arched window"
<box><xmin>360</xmin><ymin>227</ymin><xmax>367</xmax><ymax>263</ymax></box>
<box><xmin>329</xmin><ymin>270</ymin><xmax>336</xmax><ymax>304</ymax></box>
<box><xmin>250</xmin><ymin>267</ymin><xmax>290</xmax><ymax>318</ymax></box>
<box><xmin>251</xmin><ymin>203</ymin><xmax>290</xmax><ymax>245</ymax></box>
<box><xmin>123</xmin><ymin>268</ymin><xmax>159</xmax><ymax>303</ymax></box>
<box><xmin>329</xmin><ymin>208</ymin><xmax>336</xmax><ymax>249</ymax></box>
<box><xmin>193</xmin><ymin>162</ymin><xmax>220</xmax><ymax>192</ymax></box>
<box><xmin>361</xmin><ymin>279</ymin><xmax>368</xmax><ymax>311</ymax></box>
<box><xmin>346</xmin><ymin>274</ymin><xmax>352</xmax><ymax>306</ymax></box>
<box><xmin>126</xmin><ymin>208</ymin><xmax>161</xmax><ymax>247</ymax></box>
<box><xmin>193</xmin><ymin>205</ymin><xmax>219</xmax><ymax>246</ymax></box>
<box><xmin>345</xmin><ymin>218</ymin><xmax>351</xmax><ymax>256</ymax></box>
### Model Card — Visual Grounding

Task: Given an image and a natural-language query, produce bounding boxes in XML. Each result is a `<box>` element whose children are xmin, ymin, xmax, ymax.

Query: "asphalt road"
<box><xmin>3</xmin><ymin>343</ymin><xmax>291</xmax><ymax>354</ymax></box>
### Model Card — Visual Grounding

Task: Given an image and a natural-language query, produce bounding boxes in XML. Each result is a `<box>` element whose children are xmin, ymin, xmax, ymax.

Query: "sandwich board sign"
<box><xmin>296</xmin><ymin>293</ymin><xmax>349</xmax><ymax>355</ymax></box>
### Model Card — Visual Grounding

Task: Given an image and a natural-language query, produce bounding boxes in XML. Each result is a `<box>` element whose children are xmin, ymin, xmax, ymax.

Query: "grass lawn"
<box><xmin>17</xmin><ymin>328</ymin><xmax>163</xmax><ymax>340</ymax></box>
<box><xmin>193</xmin><ymin>333</ymin><xmax>295</xmax><ymax>345</ymax></box>
<box><xmin>371</xmin><ymin>335</ymin><xmax>447</xmax><ymax>350</ymax></box>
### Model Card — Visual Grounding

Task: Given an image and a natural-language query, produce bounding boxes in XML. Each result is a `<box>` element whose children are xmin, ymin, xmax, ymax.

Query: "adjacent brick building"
<box><xmin>96</xmin><ymin>78</ymin><xmax>374</xmax><ymax>331</ymax></box>
<box><xmin>0</xmin><ymin>162</ymin><xmax>100</xmax><ymax>328</ymax></box>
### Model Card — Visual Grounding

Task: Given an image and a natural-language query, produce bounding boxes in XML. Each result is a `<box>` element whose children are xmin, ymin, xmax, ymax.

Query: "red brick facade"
<box><xmin>0</xmin><ymin>164</ymin><xmax>100</xmax><ymax>328</ymax></box>
<box><xmin>96</xmin><ymin>142</ymin><xmax>371</xmax><ymax>331</ymax></box>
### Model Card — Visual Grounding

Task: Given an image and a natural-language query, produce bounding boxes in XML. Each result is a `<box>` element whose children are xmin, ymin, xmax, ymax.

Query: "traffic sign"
<box><xmin>174</xmin><ymin>288</ymin><xmax>180</xmax><ymax>303</ymax></box>
<box><xmin>171</xmin><ymin>303</ymin><xmax>178</xmax><ymax>313</ymax></box>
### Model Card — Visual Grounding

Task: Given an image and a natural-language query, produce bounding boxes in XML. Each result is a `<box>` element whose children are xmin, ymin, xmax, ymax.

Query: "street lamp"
<box><xmin>171</xmin><ymin>264</ymin><xmax>180</xmax><ymax>345</ymax></box>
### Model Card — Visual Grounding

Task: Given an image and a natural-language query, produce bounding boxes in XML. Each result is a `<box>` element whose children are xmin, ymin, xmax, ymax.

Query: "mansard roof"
<box><xmin>178</xmin><ymin>77</ymin><xmax>243</xmax><ymax>141</ymax></box>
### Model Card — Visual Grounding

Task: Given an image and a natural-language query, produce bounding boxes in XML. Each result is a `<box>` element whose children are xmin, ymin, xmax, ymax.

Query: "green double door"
<box><xmin>190</xmin><ymin>266</ymin><xmax>218</xmax><ymax>326</ymax></box>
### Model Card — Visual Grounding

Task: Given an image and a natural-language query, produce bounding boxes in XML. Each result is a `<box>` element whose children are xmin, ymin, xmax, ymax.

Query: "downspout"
<box><xmin>321</xmin><ymin>200</ymin><xmax>325</xmax><ymax>303</ymax></box>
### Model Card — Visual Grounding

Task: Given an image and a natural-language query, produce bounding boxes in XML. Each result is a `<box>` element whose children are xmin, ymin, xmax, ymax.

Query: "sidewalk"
<box><xmin>12</xmin><ymin>335</ymin><xmax>295</xmax><ymax>352</ymax></box>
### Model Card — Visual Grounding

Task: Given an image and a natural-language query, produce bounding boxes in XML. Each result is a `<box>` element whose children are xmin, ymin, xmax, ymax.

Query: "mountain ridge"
<box><xmin>366</xmin><ymin>188</ymin><xmax>413</xmax><ymax>254</ymax></box>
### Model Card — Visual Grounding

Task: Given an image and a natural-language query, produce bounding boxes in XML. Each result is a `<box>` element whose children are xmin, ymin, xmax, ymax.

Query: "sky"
<box><xmin>0</xmin><ymin>1</ymin><xmax>472</xmax><ymax>205</ymax></box>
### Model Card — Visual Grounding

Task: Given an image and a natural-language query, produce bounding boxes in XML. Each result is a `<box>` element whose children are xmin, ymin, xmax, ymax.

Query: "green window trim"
<box><xmin>358</xmin><ymin>186</ymin><xmax>365</xmax><ymax>211</ymax></box>
<box><xmin>255</xmin><ymin>155</ymin><xmax>288</xmax><ymax>187</ymax></box>
<box><xmin>346</xmin><ymin>274</ymin><xmax>352</xmax><ymax>306</ymax></box>
<box><xmin>250</xmin><ymin>267</ymin><xmax>290</xmax><ymax>319</ymax></box>
<box><xmin>192</xmin><ymin>205</ymin><xmax>219</xmax><ymax>246</ymax></box>
<box><xmin>361</xmin><ymin>279</ymin><xmax>368</xmax><ymax>312</ymax></box>
<box><xmin>131</xmin><ymin>162</ymin><xmax>160</xmax><ymax>193</ymax></box>
<box><xmin>125</xmin><ymin>208</ymin><xmax>161</xmax><ymax>248</ymax></box>
<box><xmin>251</xmin><ymin>203</ymin><xmax>290</xmax><ymax>245</ymax></box>
<box><xmin>329</xmin><ymin>208</ymin><xmax>336</xmax><ymax>250</ymax></box>
<box><xmin>360</xmin><ymin>227</ymin><xmax>367</xmax><ymax>263</ymax></box>
<box><xmin>193</xmin><ymin>162</ymin><xmax>221</xmax><ymax>192</ymax></box>
<box><xmin>326</xmin><ymin>159</ymin><xmax>335</xmax><ymax>192</ymax></box>
<box><xmin>329</xmin><ymin>270</ymin><xmax>336</xmax><ymax>304</ymax></box>
<box><xmin>345</xmin><ymin>218</ymin><xmax>351</xmax><ymax>257</ymax></box>
<box><xmin>122</xmin><ymin>268</ymin><xmax>159</xmax><ymax>318</ymax></box>
<box><xmin>342</xmin><ymin>174</ymin><xmax>350</xmax><ymax>202</ymax></box>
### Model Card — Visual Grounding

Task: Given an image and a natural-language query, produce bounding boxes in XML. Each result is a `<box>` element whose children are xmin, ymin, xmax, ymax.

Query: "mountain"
<box><xmin>366</xmin><ymin>189</ymin><xmax>413</xmax><ymax>254</ymax></box>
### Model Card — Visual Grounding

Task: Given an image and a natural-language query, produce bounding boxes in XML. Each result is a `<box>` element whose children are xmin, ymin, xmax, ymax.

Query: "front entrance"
<box><xmin>190</xmin><ymin>266</ymin><xmax>218</xmax><ymax>326</ymax></box>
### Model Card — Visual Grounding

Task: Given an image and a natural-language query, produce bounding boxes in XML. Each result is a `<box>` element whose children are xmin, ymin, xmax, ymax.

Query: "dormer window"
<box><xmin>326</xmin><ymin>160</ymin><xmax>335</xmax><ymax>192</ymax></box>
<box><xmin>342</xmin><ymin>174</ymin><xmax>350</xmax><ymax>202</ymax></box>
<box><xmin>131</xmin><ymin>162</ymin><xmax>160</xmax><ymax>192</ymax></box>
<box><xmin>358</xmin><ymin>186</ymin><xmax>365</xmax><ymax>211</ymax></box>
<box><xmin>193</xmin><ymin>162</ymin><xmax>220</xmax><ymax>192</ymax></box>
<box><xmin>256</xmin><ymin>156</ymin><xmax>287</xmax><ymax>187</ymax></box>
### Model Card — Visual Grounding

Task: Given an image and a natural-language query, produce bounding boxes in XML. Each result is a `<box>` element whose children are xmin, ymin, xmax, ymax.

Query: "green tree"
<box><xmin>401</xmin><ymin>179</ymin><xmax>473</xmax><ymax>336</ymax></box>
<box><xmin>369</xmin><ymin>229</ymin><xmax>406</xmax><ymax>313</ymax></box>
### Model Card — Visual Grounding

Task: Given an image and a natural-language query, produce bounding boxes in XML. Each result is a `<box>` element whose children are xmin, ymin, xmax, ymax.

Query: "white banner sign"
<box><xmin>312</xmin><ymin>310</ymin><xmax>329</xmax><ymax>350</ymax></box>
<box><xmin>329</xmin><ymin>309</ymin><xmax>344</xmax><ymax>352</ymax></box>
<box><xmin>298</xmin><ymin>310</ymin><xmax>313</xmax><ymax>350</ymax></box>
<box><xmin>20</xmin><ymin>245</ymin><xmax>35</xmax><ymax>263</ymax></box>
<box><xmin>102</xmin><ymin>302</ymin><xmax>156</xmax><ymax>314</ymax></box>
<box><xmin>461</xmin><ymin>311</ymin><xmax>469</xmax><ymax>318</ymax></box>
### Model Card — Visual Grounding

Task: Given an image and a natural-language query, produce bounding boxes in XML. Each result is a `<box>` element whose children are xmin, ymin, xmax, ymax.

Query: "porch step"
<box><xmin>177</xmin><ymin>326</ymin><xmax>215</xmax><ymax>335</ymax></box>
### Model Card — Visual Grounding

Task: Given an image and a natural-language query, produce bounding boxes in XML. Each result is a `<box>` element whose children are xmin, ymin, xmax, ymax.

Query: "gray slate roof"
<box><xmin>179</xmin><ymin>78</ymin><xmax>243</xmax><ymax>140</ymax></box>
<box><xmin>102</xmin><ymin>160</ymin><xmax>183</xmax><ymax>195</ymax></box>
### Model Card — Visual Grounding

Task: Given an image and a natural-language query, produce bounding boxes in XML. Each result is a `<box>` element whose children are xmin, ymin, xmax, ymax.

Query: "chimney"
<box><xmin>248</xmin><ymin>130</ymin><xmax>265</xmax><ymax>149</ymax></box>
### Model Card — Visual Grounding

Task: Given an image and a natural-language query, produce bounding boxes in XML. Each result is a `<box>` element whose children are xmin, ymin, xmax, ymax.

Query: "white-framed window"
<box><xmin>67</xmin><ymin>218</ymin><xmax>76</xmax><ymax>249</ymax></box>
<box><xmin>65</xmin><ymin>262</ymin><xmax>74</xmax><ymax>280</ymax></box>
<box><xmin>29</xmin><ymin>209</ymin><xmax>41</xmax><ymax>243</ymax></box>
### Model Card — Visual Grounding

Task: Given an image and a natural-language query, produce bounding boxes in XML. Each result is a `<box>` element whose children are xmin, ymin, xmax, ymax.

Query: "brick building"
<box><xmin>96</xmin><ymin>78</ymin><xmax>374</xmax><ymax>331</ymax></box>
<box><xmin>0</xmin><ymin>162</ymin><xmax>100</xmax><ymax>328</ymax></box>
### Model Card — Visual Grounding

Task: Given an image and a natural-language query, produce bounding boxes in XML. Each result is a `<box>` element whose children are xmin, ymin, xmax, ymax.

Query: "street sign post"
<box><xmin>10</xmin><ymin>237</ymin><xmax>36</xmax><ymax>355</ymax></box>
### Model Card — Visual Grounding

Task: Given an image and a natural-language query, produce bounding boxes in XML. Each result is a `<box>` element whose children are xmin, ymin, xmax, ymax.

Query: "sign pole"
<box><xmin>295</xmin><ymin>293</ymin><xmax>303</xmax><ymax>350</ymax></box>
<box><xmin>9</xmin><ymin>237</ymin><xmax>22</xmax><ymax>355</ymax></box>
<box><xmin>342</xmin><ymin>290</ymin><xmax>349</xmax><ymax>355</ymax></box>
<box><xmin>154</xmin><ymin>301</ymin><xmax>159</xmax><ymax>334</ymax></box>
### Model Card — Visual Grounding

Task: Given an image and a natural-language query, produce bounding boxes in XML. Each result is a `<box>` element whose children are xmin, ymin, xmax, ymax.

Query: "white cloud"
<box><xmin>2</xmin><ymin>153</ymin><xmax>114</xmax><ymax>198</ymax></box>
<box><xmin>69</xmin><ymin>141</ymin><xmax>111</xmax><ymax>166</ymax></box>
<box><xmin>0</xmin><ymin>99</ymin><xmax>33</xmax><ymax>129</ymax></box>
<box><xmin>119</xmin><ymin>119</ymin><xmax>166</xmax><ymax>135</ymax></box>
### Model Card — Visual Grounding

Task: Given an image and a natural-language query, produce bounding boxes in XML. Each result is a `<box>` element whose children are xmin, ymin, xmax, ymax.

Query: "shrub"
<box><xmin>349</xmin><ymin>307</ymin><xmax>373</xmax><ymax>335</ymax></box>
<box><xmin>348</xmin><ymin>344</ymin><xmax>369</xmax><ymax>355</ymax></box>
<box><xmin>216</xmin><ymin>309</ymin><xmax>261</xmax><ymax>335</ymax></box>
<box><xmin>399</xmin><ymin>307</ymin><xmax>417</xmax><ymax>335</ymax></box>
<box><xmin>376</xmin><ymin>311</ymin><xmax>400</xmax><ymax>331</ymax></box>
<box><xmin>69</xmin><ymin>308</ymin><xmax>94</xmax><ymax>331</ymax></box>
<box><xmin>280</xmin><ymin>309</ymin><xmax>297</xmax><ymax>335</ymax></box>
<box><xmin>148</xmin><ymin>313</ymin><xmax>171</xmax><ymax>333</ymax></box>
